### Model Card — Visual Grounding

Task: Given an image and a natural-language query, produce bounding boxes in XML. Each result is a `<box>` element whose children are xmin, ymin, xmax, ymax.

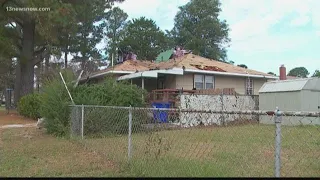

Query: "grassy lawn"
<box><xmin>0</xmin><ymin>124</ymin><xmax>319</xmax><ymax>177</ymax></box>
<box><xmin>0</xmin><ymin>128</ymin><xmax>126</xmax><ymax>177</ymax></box>
<box><xmin>83</xmin><ymin>124</ymin><xmax>320</xmax><ymax>177</ymax></box>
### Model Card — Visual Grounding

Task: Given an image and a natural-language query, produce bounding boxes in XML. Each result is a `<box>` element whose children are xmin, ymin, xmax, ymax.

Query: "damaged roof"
<box><xmin>156</xmin><ymin>49</ymin><xmax>174</xmax><ymax>62</ymax></box>
<box><xmin>155</xmin><ymin>54</ymin><xmax>271</xmax><ymax>76</ymax></box>
<box><xmin>88</xmin><ymin>60</ymin><xmax>157</xmax><ymax>77</ymax></box>
<box><xmin>88</xmin><ymin>54</ymin><xmax>272</xmax><ymax>78</ymax></box>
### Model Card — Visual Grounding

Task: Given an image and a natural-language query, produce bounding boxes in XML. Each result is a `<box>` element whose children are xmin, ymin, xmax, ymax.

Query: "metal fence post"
<box><xmin>70</xmin><ymin>105</ymin><xmax>74</xmax><ymax>138</ymax></box>
<box><xmin>128</xmin><ymin>105</ymin><xmax>133</xmax><ymax>162</ymax></box>
<box><xmin>81</xmin><ymin>104</ymin><xmax>84</xmax><ymax>139</ymax></box>
<box><xmin>70</xmin><ymin>105</ymin><xmax>78</xmax><ymax>138</ymax></box>
<box><xmin>274</xmin><ymin>107</ymin><xmax>282</xmax><ymax>177</ymax></box>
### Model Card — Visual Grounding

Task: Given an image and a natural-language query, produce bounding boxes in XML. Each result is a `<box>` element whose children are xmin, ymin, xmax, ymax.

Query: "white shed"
<box><xmin>258</xmin><ymin>77</ymin><xmax>320</xmax><ymax>126</ymax></box>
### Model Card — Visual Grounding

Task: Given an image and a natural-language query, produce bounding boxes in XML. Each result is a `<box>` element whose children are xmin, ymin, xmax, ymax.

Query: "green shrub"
<box><xmin>110</xmin><ymin>80</ymin><xmax>147</xmax><ymax>107</ymax></box>
<box><xmin>83</xmin><ymin>107</ymin><xmax>129</xmax><ymax>136</ymax></box>
<box><xmin>17</xmin><ymin>93</ymin><xmax>41</xmax><ymax>120</ymax></box>
<box><xmin>74</xmin><ymin>76</ymin><xmax>147</xmax><ymax>107</ymax></box>
<box><xmin>39</xmin><ymin>72</ymin><xmax>148</xmax><ymax>137</ymax></box>
<box><xmin>73</xmin><ymin>76</ymin><xmax>148</xmax><ymax>137</ymax></box>
<box><xmin>81</xmin><ymin>106</ymin><xmax>150</xmax><ymax>137</ymax></box>
<box><xmin>39</xmin><ymin>70</ymin><xmax>76</xmax><ymax>137</ymax></box>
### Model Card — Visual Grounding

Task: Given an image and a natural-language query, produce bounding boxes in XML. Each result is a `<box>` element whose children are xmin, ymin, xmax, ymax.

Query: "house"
<box><xmin>259</xmin><ymin>65</ymin><xmax>320</xmax><ymax>125</ymax></box>
<box><xmin>81</xmin><ymin>54</ymin><xmax>278</xmax><ymax>96</ymax></box>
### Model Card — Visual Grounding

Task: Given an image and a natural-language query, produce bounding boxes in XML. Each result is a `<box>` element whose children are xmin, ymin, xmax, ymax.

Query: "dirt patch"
<box><xmin>0</xmin><ymin>110</ymin><xmax>36</xmax><ymax>126</ymax></box>
<box><xmin>263</xmin><ymin>149</ymin><xmax>273</xmax><ymax>158</ymax></box>
<box><xmin>0</xmin><ymin>124</ymin><xmax>37</xmax><ymax>129</ymax></box>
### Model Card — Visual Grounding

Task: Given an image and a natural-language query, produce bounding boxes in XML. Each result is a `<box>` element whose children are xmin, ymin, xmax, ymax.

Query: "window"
<box><xmin>194</xmin><ymin>74</ymin><xmax>214</xmax><ymax>89</ymax></box>
<box><xmin>245</xmin><ymin>78</ymin><xmax>254</xmax><ymax>95</ymax></box>
<box><xmin>194</xmin><ymin>75</ymin><xmax>204</xmax><ymax>89</ymax></box>
<box><xmin>205</xmin><ymin>76</ymin><xmax>214</xmax><ymax>89</ymax></box>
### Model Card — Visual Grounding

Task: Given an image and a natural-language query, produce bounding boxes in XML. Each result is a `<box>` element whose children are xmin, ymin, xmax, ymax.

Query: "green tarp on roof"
<box><xmin>156</xmin><ymin>49</ymin><xmax>174</xmax><ymax>62</ymax></box>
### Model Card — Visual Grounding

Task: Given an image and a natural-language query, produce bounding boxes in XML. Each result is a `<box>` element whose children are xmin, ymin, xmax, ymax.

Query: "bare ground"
<box><xmin>0</xmin><ymin>110</ymin><xmax>36</xmax><ymax>126</ymax></box>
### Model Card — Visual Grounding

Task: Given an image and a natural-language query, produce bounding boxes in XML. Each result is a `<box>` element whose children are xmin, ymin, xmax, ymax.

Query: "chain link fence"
<box><xmin>70</xmin><ymin>104</ymin><xmax>320</xmax><ymax>177</ymax></box>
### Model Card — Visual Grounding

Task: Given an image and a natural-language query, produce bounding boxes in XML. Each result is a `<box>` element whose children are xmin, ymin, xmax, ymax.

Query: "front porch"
<box><xmin>117</xmin><ymin>70</ymin><xmax>238</xmax><ymax>108</ymax></box>
<box><xmin>116</xmin><ymin>69</ymin><xmax>184</xmax><ymax>106</ymax></box>
<box><xmin>117</xmin><ymin>71</ymin><xmax>239</xmax><ymax>124</ymax></box>
<box><xmin>123</xmin><ymin>76</ymin><xmax>180</xmax><ymax>107</ymax></box>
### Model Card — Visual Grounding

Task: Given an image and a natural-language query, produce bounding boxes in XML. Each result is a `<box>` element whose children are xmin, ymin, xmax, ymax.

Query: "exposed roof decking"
<box><xmin>86</xmin><ymin>54</ymin><xmax>278</xmax><ymax>80</ymax></box>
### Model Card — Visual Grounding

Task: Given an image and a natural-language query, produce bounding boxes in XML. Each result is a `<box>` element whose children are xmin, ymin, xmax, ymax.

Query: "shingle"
<box><xmin>156</xmin><ymin>54</ymin><xmax>271</xmax><ymax>76</ymax></box>
<box><xmin>89</xmin><ymin>60</ymin><xmax>155</xmax><ymax>76</ymax></box>
<box><xmin>89</xmin><ymin>54</ymin><xmax>271</xmax><ymax>77</ymax></box>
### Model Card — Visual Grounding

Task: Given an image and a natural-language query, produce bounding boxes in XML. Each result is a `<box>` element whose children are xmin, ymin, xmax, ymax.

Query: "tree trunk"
<box><xmin>14</xmin><ymin>60</ymin><xmax>21</xmax><ymax>106</ymax></box>
<box><xmin>20</xmin><ymin>61</ymin><xmax>35</xmax><ymax>97</ymax></box>
<box><xmin>36</xmin><ymin>53</ymin><xmax>43</xmax><ymax>92</ymax></box>
<box><xmin>45</xmin><ymin>53</ymin><xmax>49</xmax><ymax>73</ymax></box>
<box><xmin>14</xmin><ymin>20</ymin><xmax>36</xmax><ymax>105</ymax></box>
<box><xmin>64</xmin><ymin>50</ymin><xmax>68</xmax><ymax>69</ymax></box>
<box><xmin>36</xmin><ymin>62</ymin><xmax>41</xmax><ymax>92</ymax></box>
<box><xmin>81</xmin><ymin>58</ymin><xmax>89</xmax><ymax>76</ymax></box>
<box><xmin>81</xmin><ymin>58</ymin><xmax>85</xmax><ymax>70</ymax></box>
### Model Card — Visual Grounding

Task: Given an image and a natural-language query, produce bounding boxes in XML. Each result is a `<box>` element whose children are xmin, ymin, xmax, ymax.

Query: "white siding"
<box><xmin>259</xmin><ymin>91</ymin><xmax>320</xmax><ymax>125</ymax></box>
<box><xmin>259</xmin><ymin>92</ymin><xmax>301</xmax><ymax>111</ymax></box>
<box><xmin>259</xmin><ymin>92</ymin><xmax>302</xmax><ymax>125</ymax></box>
<box><xmin>175</xmin><ymin>74</ymin><xmax>193</xmax><ymax>90</ymax></box>
<box><xmin>300</xmin><ymin>90</ymin><xmax>320</xmax><ymax>111</ymax></box>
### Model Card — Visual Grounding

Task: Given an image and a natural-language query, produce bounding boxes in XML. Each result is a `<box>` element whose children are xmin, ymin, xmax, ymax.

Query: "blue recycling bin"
<box><xmin>152</xmin><ymin>102</ymin><xmax>170</xmax><ymax>123</ymax></box>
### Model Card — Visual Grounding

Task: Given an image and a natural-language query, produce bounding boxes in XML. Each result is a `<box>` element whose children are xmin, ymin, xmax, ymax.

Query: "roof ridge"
<box><xmin>180</xmin><ymin>54</ymin><xmax>271</xmax><ymax>76</ymax></box>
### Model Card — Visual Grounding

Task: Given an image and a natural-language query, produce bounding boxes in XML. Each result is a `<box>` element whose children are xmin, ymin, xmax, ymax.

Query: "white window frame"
<box><xmin>205</xmin><ymin>75</ymin><xmax>214</xmax><ymax>89</ymax></box>
<box><xmin>245</xmin><ymin>78</ymin><xmax>254</xmax><ymax>95</ymax></box>
<box><xmin>194</xmin><ymin>74</ymin><xmax>204</xmax><ymax>89</ymax></box>
<box><xmin>194</xmin><ymin>74</ymin><xmax>214</xmax><ymax>89</ymax></box>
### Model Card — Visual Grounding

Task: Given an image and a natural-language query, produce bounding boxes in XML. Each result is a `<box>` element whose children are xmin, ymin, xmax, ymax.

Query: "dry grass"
<box><xmin>83</xmin><ymin>124</ymin><xmax>320</xmax><ymax>177</ymax></box>
<box><xmin>0</xmin><ymin>128</ymin><xmax>123</xmax><ymax>177</ymax></box>
<box><xmin>0</xmin><ymin>124</ymin><xmax>319</xmax><ymax>177</ymax></box>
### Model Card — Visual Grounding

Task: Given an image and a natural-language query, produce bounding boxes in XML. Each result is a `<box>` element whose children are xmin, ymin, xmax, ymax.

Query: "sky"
<box><xmin>108</xmin><ymin>0</ymin><xmax>320</xmax><ymax>76</ymax></box>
